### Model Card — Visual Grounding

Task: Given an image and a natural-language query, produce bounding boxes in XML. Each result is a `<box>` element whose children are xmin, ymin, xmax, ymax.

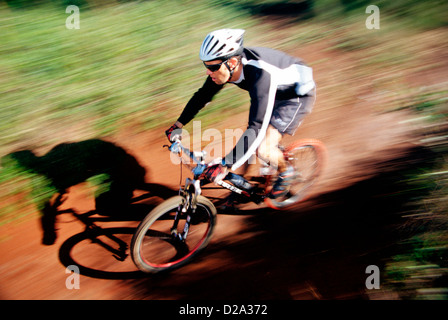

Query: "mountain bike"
<box><xmin>131</xmin><ymin>138</ymin><xmax>326</xmax><ymax>273</ymax></box>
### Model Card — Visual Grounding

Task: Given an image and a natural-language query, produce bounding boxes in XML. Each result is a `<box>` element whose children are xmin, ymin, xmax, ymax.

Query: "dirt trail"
<box><xmin>0</xmin><ymin>100</ymin><xmax>418</xmax><ymax>300</ymax></box>
<box><xmin>1</xmin><ymin>29</ymin><xmax>445</xmax><ymax>300</ymax></box>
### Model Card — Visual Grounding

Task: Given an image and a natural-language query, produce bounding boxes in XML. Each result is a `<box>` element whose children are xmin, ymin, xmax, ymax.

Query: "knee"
<box><xmin>257</xmin><ymin>143</ymin><xmax>269</xmax><ymax>161</ymax></box>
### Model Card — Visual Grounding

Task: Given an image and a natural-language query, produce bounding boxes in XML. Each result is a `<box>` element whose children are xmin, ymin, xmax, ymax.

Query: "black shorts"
<box><xmin>270</xmin><ymin>92</ymin><xmax>315</xmax><ymax>135</ymax></box>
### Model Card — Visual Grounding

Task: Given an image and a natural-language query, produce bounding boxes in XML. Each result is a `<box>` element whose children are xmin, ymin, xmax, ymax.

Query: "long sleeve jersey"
<box><xmin>177</xmin><ymin>47</ymin><xmax>315</xmax><ymax>170</ymax></box>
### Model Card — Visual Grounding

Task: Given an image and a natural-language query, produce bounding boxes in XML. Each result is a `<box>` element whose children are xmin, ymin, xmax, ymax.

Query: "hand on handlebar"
<box><xmin>203</xmin><ymin>163</ymin><xmax>228</xmax><ymax>184</ymax></box>
<box><xmin>165</xmin><ymin>123</ymin><xmax>182</xmax><ymax>142</ymax></box>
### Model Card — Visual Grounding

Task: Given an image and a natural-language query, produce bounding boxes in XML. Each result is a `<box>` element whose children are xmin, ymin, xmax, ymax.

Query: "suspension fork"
<box><xmin>171</xmin><ymin>178</ymin><xmax>201</xmax><ymax>241</ymax></box>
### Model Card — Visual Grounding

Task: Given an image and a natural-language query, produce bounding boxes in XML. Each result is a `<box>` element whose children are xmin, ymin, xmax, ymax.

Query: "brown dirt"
<box><xmin>0</xmin><ymin>106</ymin><xmax>417</xmax><ymax>300</ymax></box>
<box><xmin>1</xmin><ymin>28</ymin><xmax>446</xmax><ymax>301</ymax></box>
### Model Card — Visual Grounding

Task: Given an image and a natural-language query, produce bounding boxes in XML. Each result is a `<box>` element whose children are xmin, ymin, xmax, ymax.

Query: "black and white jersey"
<box><xmin>177</xmin><ymin>47</ymin><xmax>315</xmax><ymax>170</ymax></box>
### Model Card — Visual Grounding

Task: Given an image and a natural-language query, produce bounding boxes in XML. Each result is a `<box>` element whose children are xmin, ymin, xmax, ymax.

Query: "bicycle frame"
<box><xmin>131</xmin><ymin>138</ymin><xmax>325</xmax><ymax>273</ymax></box>
<box><xmin>167</xmin><ymin>140</ymin><xmax>265</xmax><ymax>213</ymax></box>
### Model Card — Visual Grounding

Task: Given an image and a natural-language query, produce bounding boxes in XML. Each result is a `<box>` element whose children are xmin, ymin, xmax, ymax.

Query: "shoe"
<box><xmin>269</xmin><ymin>166</ymin><xmax>297</xmax><ymax>199</ymax></box>
<box><xmin>226</xmin><ymin>172</ymin><xmax>254</xmax><ymax>192</ymax></box>
<box><xmin>217</xmin><ymin>193</ymin><xmax>239</xmax><ymax>214</ymax></box>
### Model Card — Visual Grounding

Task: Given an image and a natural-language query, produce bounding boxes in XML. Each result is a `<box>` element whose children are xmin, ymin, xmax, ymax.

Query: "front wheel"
<box><xmin>265</xmin><ymin>139</ymin><xmax>327</xmax><ymax>210</ymax></box>
<box><xmin>131</xmin><ymin>195</ymin><xmax>217</xmax><ymax>273</ymax></box>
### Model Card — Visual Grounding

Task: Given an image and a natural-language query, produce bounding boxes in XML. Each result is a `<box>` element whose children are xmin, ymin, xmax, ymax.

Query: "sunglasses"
<box><xmin>203</xmin><ymin>60</ymin><xmax>227</xmax><ymax>72</ymax></box>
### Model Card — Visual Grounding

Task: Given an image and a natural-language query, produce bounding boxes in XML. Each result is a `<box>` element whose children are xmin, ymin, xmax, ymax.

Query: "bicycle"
<box><xmin>131</xmin><ymin>138</ymin><xmax>327</xmax><ymax>273</ymax></box>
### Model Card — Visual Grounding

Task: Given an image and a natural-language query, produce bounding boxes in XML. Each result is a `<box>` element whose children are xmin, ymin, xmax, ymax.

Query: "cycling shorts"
<box><xmin>270</xmin><ymin>90</ymin><xmax>315</xmax><ymax>135</ymax></box>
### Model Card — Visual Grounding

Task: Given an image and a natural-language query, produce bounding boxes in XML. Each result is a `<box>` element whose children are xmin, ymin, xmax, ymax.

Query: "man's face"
<box><xmin>204</xmin><ymin>59</ymin><xmax>230</xmax><ymax>85</ymax></box>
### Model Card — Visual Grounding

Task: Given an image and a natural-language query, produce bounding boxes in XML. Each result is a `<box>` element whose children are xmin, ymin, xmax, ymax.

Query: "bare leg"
<box><xmin>257</xmin><ymin>125</ymin><xmax>286</xmax><ymax>173</ymax></box>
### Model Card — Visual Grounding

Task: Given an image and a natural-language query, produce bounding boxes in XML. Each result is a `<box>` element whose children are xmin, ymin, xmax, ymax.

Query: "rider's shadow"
<box><xmin>2</xmin><ymin>139</ymin><xmax>177</xmax><ymax>246</ymax></box>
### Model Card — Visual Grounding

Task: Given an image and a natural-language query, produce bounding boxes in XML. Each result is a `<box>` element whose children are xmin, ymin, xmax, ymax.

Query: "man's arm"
<box><xmin>177</xmin><ymin>76</ymin><xmax>224</xmax><ymax>126</ymax></box>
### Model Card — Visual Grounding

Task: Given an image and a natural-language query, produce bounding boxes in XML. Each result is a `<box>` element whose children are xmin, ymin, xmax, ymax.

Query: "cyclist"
<box><xmin>166</xmin><ymin>28</ymin><xmax>316</xmax><ymax>199</ymax></box>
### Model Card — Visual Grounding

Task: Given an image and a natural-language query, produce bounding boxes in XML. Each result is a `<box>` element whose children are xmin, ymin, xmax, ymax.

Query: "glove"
<box><xmin>203</xmin><ymin>164</ymin><xmax>228</xmax><ymax>183</ymax></box>
<box><xmin>165</xmin><ymin>123</ymin><xmax>182</xmax><ymax>142</ymax></box>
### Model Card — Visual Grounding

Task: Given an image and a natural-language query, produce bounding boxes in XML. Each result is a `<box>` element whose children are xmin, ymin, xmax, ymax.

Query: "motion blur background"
<box><xmin>0</xmin><ymin>0</ymin><xmax>447</xmax><ymax>299</ymax></box>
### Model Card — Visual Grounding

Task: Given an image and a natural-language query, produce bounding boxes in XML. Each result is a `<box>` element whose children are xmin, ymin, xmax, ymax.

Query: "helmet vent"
<box><xmin>207</xmin><ymin>40</ymin><xmax>219</xmax><ymax>55</ymax></box>
<box><xmin>204</xmin><ymin>35</ymin><xmax>214</xmax><ymax>49</ymax></box>
<box><xmin>199</xmin><ymin>29</ymin><xmax>246</xmax><ymax>61</ymax></box>
<box><xmin>216</xmin><ymin>44</ymin><xmax>226</xmax><ymax>55</ymax></box>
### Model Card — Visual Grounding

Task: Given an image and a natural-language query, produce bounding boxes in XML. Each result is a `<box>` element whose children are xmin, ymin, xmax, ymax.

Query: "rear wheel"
<box><xmin>131</xmin><ymin>195</ymin><xmax>216</xmax><ymax>273</ymax></box>
<box><xmin>265</xmin><ymin>139</ymin><xmax>327</xmax><ymax>209</ymax></box>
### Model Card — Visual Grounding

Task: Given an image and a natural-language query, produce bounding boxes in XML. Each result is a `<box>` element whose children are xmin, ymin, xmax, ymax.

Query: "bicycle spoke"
<box><xmin>169</xmin><ymin>240</ymin><xmax>190</xmax><ymax>260</ymax></box>
<box><xmin>145</xmin><ymin>229</ymin><xmax>172</xmax><ymax>240</ymax></box>
<box><xmin>265</xmin><ymin>140</ymin><xmax>326</xmax><ymax>209</ymax></box>
<box><xmin>131</xmin><ymin>196</ymin><xmax>216</xmax><ymax>273</ymax></box>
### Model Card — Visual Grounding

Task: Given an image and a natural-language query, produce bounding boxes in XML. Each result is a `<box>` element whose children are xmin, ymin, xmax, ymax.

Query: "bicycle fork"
<box><xmin>170</xmin><ymin>202</ymin><xmax>194</xmax><ymax>242</ymax></box>
<box><xmin>171</xmin><ymin>178</ymin><xmax>200</xmax><ymax>242</ymax></box>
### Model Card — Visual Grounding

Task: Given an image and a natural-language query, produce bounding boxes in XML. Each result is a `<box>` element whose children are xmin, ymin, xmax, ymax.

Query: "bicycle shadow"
<box><xmin>2</xmin><ymin>139</ymin><xmax>178</xmax><ymax>243</ymax></box>
<box><xmin>55</xmin><ymin>186</ymin><xmax>181</xmax><ymax>279</ymax></box>
<box><xmin>1</xmin><ymin>138</ymin><xmax>181</xmax><ymax>279</ymax></box>
<box><xmin>57</xmin><ymin>181</ymin><xmax>272</xmax><ymax>280</ymax></box>
<box><xmin>56</xmin><ymin>184</ymin><xmax>271</xmax><ymax>280</ymax></box>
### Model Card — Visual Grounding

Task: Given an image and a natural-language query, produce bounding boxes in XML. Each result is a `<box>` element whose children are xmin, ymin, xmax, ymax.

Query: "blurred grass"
<box><xmin>1</xmin><ymin>0</ymin><xmax>447</xmax><ymax>156</ymax></box>
<box><xmin>0</xmin><ymin>0</ymin><xmax>257</xmax><ymax>155</ymax></box>
<box><xmin>384</xmin><ymin>157</ymin><xmax>448</xmax><ymax>300</ymax></box>
<box><xmin>0</xmin><ymin>0</ymin><xmax>257</xmax><ymax>224</ymax></box>
<box><xmin>381</xmin><ymin>89</ymin><xmax>448</xmax><ymax>300</ymax></box>
<box><xmin>0</xmin><ymin>1</ymin><xmax>446</xmax><ymax>219</ymax></box>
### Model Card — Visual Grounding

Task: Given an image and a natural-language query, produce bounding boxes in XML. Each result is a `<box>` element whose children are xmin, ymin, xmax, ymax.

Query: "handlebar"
<box><xmin>166</xmin><ymin>139</ymin><xmax>255</xmax><ymax>194</ymax></box>
<box><xmin>168</xmin><ymin>140</ymin><xmax>205</xmax><ymax>165</ymax></box>
<box><xmin>166</xmin><ymin>139</ymin><xmax>208</xmax><ymax>177</ymax></box>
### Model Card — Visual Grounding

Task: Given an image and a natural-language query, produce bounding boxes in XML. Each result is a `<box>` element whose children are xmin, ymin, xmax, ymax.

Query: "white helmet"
<box><xmin>199</xmin><ymin>29</ymin><xmax>245</xmax><ymax>62</ymax></box>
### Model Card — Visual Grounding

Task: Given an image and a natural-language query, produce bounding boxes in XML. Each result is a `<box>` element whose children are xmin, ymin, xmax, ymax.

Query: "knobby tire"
<box><xmin>131</xmin><ymin>195</ymin><xmax>216</xmax><ymax>273</ymax></box>
<box><xmin>264</xmin><ymin>138</ymin><xmax>327</xmax><ymax>210</ymax></box>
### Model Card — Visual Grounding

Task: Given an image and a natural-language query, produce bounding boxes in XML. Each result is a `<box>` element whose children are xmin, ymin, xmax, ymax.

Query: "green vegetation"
<box><xmin>1</xmin><ymin>0</ymin><xmax>446</xmax><ymax>156</ymax></box>
<box><xmin>0</xmin><ymin>1</ymin><xmax>257</xmax><ymax>155</ymax></box>
<box><xmin>382</xmin><ymin>90</ymin><xmax>448</xmax><ymax>300</ymax></box>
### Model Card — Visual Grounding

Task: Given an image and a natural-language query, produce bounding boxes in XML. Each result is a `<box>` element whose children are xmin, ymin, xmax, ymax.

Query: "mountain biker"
<box><xmin>165</xmin><ymin>28</ymin><xmax>316</xmax><ymax>199</ymax></box>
